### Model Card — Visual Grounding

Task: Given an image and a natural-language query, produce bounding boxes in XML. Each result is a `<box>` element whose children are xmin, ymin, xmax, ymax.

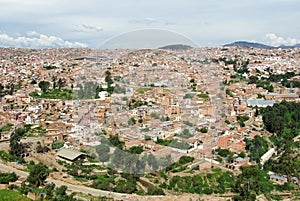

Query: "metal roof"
<box><xmin>246</xmin><ymin>99</ymin><xmax>275</xmax><ymax>107</ymax></box>
<box><xmin>56</xmin><ymin>149</ymin><xmax>87</xmax><ymax>161</ymax></box>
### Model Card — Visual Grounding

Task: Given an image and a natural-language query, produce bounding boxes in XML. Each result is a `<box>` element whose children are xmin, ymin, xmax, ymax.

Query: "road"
<box><xmin>0</xmin><ymin>162</ymin><xmax>178</xmax><ymax>201</ymax></box>
<box><xmin>0</xmin><ymin>162</ymin><xmax>229</xmax><ymax>201</ymax></box>
<box><xmin>0</xmin><ymin>162</ymin><xmax>130</xmax><ymax>200</ymax></box>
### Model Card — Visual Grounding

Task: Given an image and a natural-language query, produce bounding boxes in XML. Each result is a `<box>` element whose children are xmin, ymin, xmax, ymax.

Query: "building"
<box><xmin>56</xmin><ymin>149</ymin><xmax>88</xmax><ymax>163</ymax></box>
<box><xmin>246</xmin><ymin>99</ymin><xmax>275</xmax><ymax>107</ymax></box>
<box><xmin>270</xmin><ymin>174</ymin><xmax>288</xmax><ymax>185</ymax></box>
<box><xmin>261</xmin><ymin>148</ymin><xmax>276</xmax><ymax>165</ymax></box>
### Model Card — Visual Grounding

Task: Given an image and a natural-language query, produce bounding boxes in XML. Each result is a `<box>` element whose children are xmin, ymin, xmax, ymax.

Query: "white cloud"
<box><xmin>265</xmin><ymin>33</ymin><xmax>300</xmax><ymax>46</ymax></box>
<box><xmin>73</xmin><ymin>24</ymin><xmax>103</xmax><ymax>33</ymax></box>
<box><xmin>0</xmin><ymin>32</ymin><xmax>87</xmax><ymax>48</ymax></box>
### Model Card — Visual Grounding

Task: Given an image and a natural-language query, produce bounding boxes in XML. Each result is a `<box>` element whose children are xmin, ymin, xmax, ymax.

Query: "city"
<box><xmin>0</xmin><ymin>45</ymin><xmax>299</xmax><ymax>200</ymax></box>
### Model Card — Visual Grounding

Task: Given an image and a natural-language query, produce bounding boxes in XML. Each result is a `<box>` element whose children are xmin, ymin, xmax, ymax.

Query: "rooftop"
<box><xmin>56</xmin><ymin>149</ymin><xmax>87</xmax><ymax>161</ymax></box>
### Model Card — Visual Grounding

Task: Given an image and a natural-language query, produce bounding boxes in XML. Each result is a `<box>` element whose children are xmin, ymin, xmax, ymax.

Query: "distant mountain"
<box><xmin>278</xmin><ymin>44</ymin><xmax>300</xmax><ymax>48</ymax></box>
<box><xmin>224</xmin><ymin>41</ymin><xmax>274</xmax><ymax>49</ymax></box>
<box><xmin>224</xmin><ymin>41</ymin><xmax>300</xmax><ymax>49</ymax></box>
<box><xmin>159</xmin><ymin>44</ymin><xmax>193</xmax><ymax>50</ymax></box>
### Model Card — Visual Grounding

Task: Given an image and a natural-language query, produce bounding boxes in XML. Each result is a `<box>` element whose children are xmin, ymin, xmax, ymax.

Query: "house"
<box><xmin>246</xmin><ymin>99</ymin><xmax>275</xmax><ymax>107</ymax></box>
<box><xmin>270</xmin><ymin>174</ymin><xmax>288</xmax><ymax>185</ymax></box>
<box><xmin>56</xmin><ymin>149</ymin><xmax>88</xmax><ymax>163</ymax></box>
<box><xmin>198</xmin><ymin>160</ymin><xmax>212</xmax><ymax>170</ymax></box>
<box><xmin>261</xmin><ymin>148</ymin><xmax>276</xmax><ymax>165</ymax></box>
<box><xmin>234</xmin><ymin>157</ymin><xmax>250</xmax><ymax>167</ymax></box>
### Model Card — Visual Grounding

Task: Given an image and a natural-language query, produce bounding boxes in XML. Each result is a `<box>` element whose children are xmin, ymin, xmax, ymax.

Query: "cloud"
<box><xmin>26</xmin><ymin>31</ymin><xmax>39</xmax><ymax>37</ymax></box>
<box><xmin>265</xmin><ymin>33</ymin><xmax>300</xmax><ymax>46</ymax></box>
<box><xmin>129</xmin><ymin>18</ymin><xmax>175</xmax><ymax>26</ymax></box>
<box><xmin>0</xmin><ymin>32</ymin><xmax>87</xmax><ymax>48</ymax></box>
<box><xmin>73</xmin><ymin>24</ymin><xmax>103</xmax><ymax>33</ymax></box>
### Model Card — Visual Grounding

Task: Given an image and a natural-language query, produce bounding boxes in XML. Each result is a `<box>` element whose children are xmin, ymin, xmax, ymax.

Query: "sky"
<box><xmin>0</xmin><ymin>0</ymin><xmax>300</xmax><ymax>48</ymax></box>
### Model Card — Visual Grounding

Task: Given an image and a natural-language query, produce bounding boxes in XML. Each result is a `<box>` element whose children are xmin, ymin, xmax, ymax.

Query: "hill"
<box><xmin>224</xmin><ymin>41</ymin><xmax>274</xmax><ymax>49</ymax></box>
<box><xmin>224</xmin><ymin>41</ymin><xmax>300</xmax><ymax>49</ymax></box>
<box><xmin>159</xmin><ymin>44</ymin><xmax>193</xmax><ymax>50</ymax></box>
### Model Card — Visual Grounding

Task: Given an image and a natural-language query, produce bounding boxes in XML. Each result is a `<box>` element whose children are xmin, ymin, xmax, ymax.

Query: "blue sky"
<box><xmin>0</xmin><ymin>0</ymin><xmax>299</xmax><ymax>48</ymax></box>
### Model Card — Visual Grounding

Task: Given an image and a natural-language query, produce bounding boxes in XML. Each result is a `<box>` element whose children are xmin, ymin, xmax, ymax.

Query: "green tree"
<box><xmin>38</xmin><ymin>81</ymin><xmax>50</xmax><ymax>93</ymax></box>
<box><xmin>27</xmin><ymin>163</ymin><xmax>49</xmax><ymax>188</ymax></box>
<box><xmin>57</xmin><ymin>78</ymin><xmax>64</xmax><ymax>89</ymax></box>
<box><xmin>9</xmin><ymin>128</ymin><xmax>26</xmax><ymax>158</ymax></box>
<box><xmin>128</xmin><ymin>117</ymin><xmax>136</xmax><ymax>126</ymax></box>
<box><xmin>44</xmin><ymin>183</ymin><xmax>55</xmax><ymax>199</ymax></box>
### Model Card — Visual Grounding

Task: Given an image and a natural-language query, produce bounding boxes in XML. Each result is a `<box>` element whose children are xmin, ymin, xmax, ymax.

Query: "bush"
<box><xmin>146</xmin><ymin>187</ymin><xmax>165</xmax><ymax>195</ymax></box>
<box><xmin>52</xmin><ymin>142</ymin><xmax>64</xmax><ymax>150</ymax></box>
<box><xmin>0</xmin><ymin>172</ymin><xmax>17</xmax><ymax>184</ymax></box>
<box><xmin>179</xmin><ymin>156</ymin><xmax>194</xmax><ymax>164</ymax></box>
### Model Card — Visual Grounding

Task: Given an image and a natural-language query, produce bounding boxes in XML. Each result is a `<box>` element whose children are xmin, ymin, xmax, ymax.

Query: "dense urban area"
<box><xmin>0</xmin><ymin>46</ymin><xmax>299</xmax><ymax>201</ymax></box>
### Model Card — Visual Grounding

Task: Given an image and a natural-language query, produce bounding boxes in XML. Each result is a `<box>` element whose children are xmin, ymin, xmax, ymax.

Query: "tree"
<box><xmin>55</xmin><ymin>185</ymin><xmax>67</xmax><ymax>196</ymax></box>
<box><xmin>52</xmin><ymin>76</ymin><xmax>56</xmax><ymax>89</ymax></box>
<box><xmin>44</xmin><ymin>183</ymin><xmax>55</xmax><ymax>199</ymax></box>
<box><xmin>128</xmin><ymin>117</ymin><xmax>136</xmax><ymax>126</ymax></box>
<box><xmin>0</xmin><ymin>172</ymin><xmax>17</xmax><ymax>184</ymax></box>
<box><xmin>27</xmin><ymin>163</ymin><xmax>49</xmax><ymax>188</ymax></box>
<box><xmin>146</xmin><ymin>187</ymin><xmax>165</xmax><ymax>195</ymax></box>
<box><xmin>128</xmin><ymin>146</ymin><xmax>143</xmax><ymax>154</ymax></box>
<box><xmin>105</xmin><ymin>71</ymin><xmax>113</xmax><ymax>86</ymax></box>
<box><xmin>57</xmin><ymin>78</ymin><xmax>64</xmax><ymax>89</ymax></box>
<box><xmin>234</xmin><ymin>165</ymin><xmax>274</xmax><ymax>200</ymax></box>
<box><xmin>9</xmin><ymin>128</ymin><xmax>26</xmax><ymax>158</ymax></box>
<box><xmin>199</xmin><ymin>127</ymin><xmax>208</xmax><ymax>133</ymax></box>
<box><xmin>9</xmin><ymin>84</ymin><xmax>14</xmax><ymax>95</ymax></box>
<box><xmin>38</xmin><ymin>81</ymin><xmax>50</xmax><ymax>93</ymax></box>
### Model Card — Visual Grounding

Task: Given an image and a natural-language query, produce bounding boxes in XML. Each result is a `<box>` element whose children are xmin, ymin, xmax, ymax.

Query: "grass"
<box><xmin>197</xmin><ymin>93</ymin><xmax>209</xmax><ymax>99</ymax></box>
<box><xmin>26</xmin><ymin>126</ymin><xmax>46</xmax><ymax>137</ymax></box>
<box><xmin>136</xmin><ymin>88</ymin><xmax>152</xmax><ymax>94</ymax></box>
<box><xmin>0</xmin><ymin>124</ymin><xmax>13</xmax><ymax>132</ymax></box>
<box><xmin>0</xmin><ymin>189</ymin><xmax>31</xmax><ymax>201</ymax></box>
<box><xmin>30</xmin><ymin>88</ymin><xmax>73</xmax><ymax>100</ymax></box>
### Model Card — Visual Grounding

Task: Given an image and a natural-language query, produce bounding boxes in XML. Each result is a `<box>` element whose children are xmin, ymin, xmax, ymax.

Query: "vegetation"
<box><xmin>51</xmin><ymin>141</ymin><xmax>65</xmax><ymax>150</ymax></box>
<box><xmin>161</xmin><ymin>168</ymin><xmax>234</xmax><ymax>195</ymax></box>
<box><xmin>233</xmin><ymin>165</ymin><xmax>274</xmax><ymax>201</ymax></box>
<box><xmin>237</xmin><ymin>115</ymin><xmax>249</xmax><ymax>127</ymax></box>
<box><xmin>177</xmin><ymin>129</ymin><xmax>193</xmax><ymax>138</ymax></box>
<box><xmin>226</xmin><ymin>88</ymin><xmax>234</xmax><ymax>97</ymax></box>
<box><xmin>150</xmin><ymin>112</ymin><xmax>160</xmax><ymax>119</ymax></box>
<box><xmin>146</xmin><ymin>187</ymin><xmax>165</xmax><ymax>195</ymax></box>
<box><xmin>197</xmin><ymin>93</ymin><xmax>209</xmax><ymax>99</ymax></box>
<box><xmin>0</xmin><ymin>172</ymin><xmax>17</xmax><ymax>184</ymax></box>
<box><xmin>0</xmin><ymin>150</ymin><xmax>18</xmax><ymax>162</ymax></box>
<box><xmin>38</xmin><ymin>80</ymin><xmax>50</xmax><ymax>93</ymax></box>
<box><xmin>0</xmin><ymin>190</ymin><xmax>31</xmax><ymax>201</ymax></box>
<box><xmin>128</xmin><ymin>146</ymin><xmax>143</xmax><ymax>154</ymax></box>
<box><xmin>43</xmin><ymin>65</ymin><xmax>57</xmax><ymax>70</ymax></box>
<box><xmin>108</xmin><ymin>134</ymin><xmax>125</xmax><ymax>149</ymax></box>
<box><xmin>260</xmin><ymin>101</ymin><xmax>300</xmax><ymax>183</ymax></box>
<box><xmin>245</xmin><ymin>136</ymin><xmax>268</xmax><ymax>163</ymax></box>
<box><xmin>0</xmin><ymin>124</ymin><xmax>13</xmax><ymax>132</ymax></box>
<box><xmin>27</xmin><ymin>163</ymin><xmax>49</xmax><ymax>188</ymax></box>
<box><xmin>30</xmin><ymin>88</ymin><xmax>73</xmax><ymax>100</ymax></box>
<box><xmin>136</xmin><ymin>87</ymin><xmax>152</xmax><ymax>94</ymax></box>
<box><xmin>128</xmin><ymin>117</ymin><xmax>136</xmax><ymax>126</ymax></box>
<box><xmin>9</xmin><ymin>128</ymin><xmax>27</xmax><ymax>158</ymax></box>
<box><xmin>199</xmin><ymin>127</ymin><xmax>208</xmax><ymax>133</ymax></box>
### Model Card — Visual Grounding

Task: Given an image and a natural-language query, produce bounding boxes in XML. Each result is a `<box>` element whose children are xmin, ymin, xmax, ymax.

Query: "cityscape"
<box><xmin>0</xmin><ymin>0</ymin><xmax>300</xmax><ymax>201</ymax></box>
